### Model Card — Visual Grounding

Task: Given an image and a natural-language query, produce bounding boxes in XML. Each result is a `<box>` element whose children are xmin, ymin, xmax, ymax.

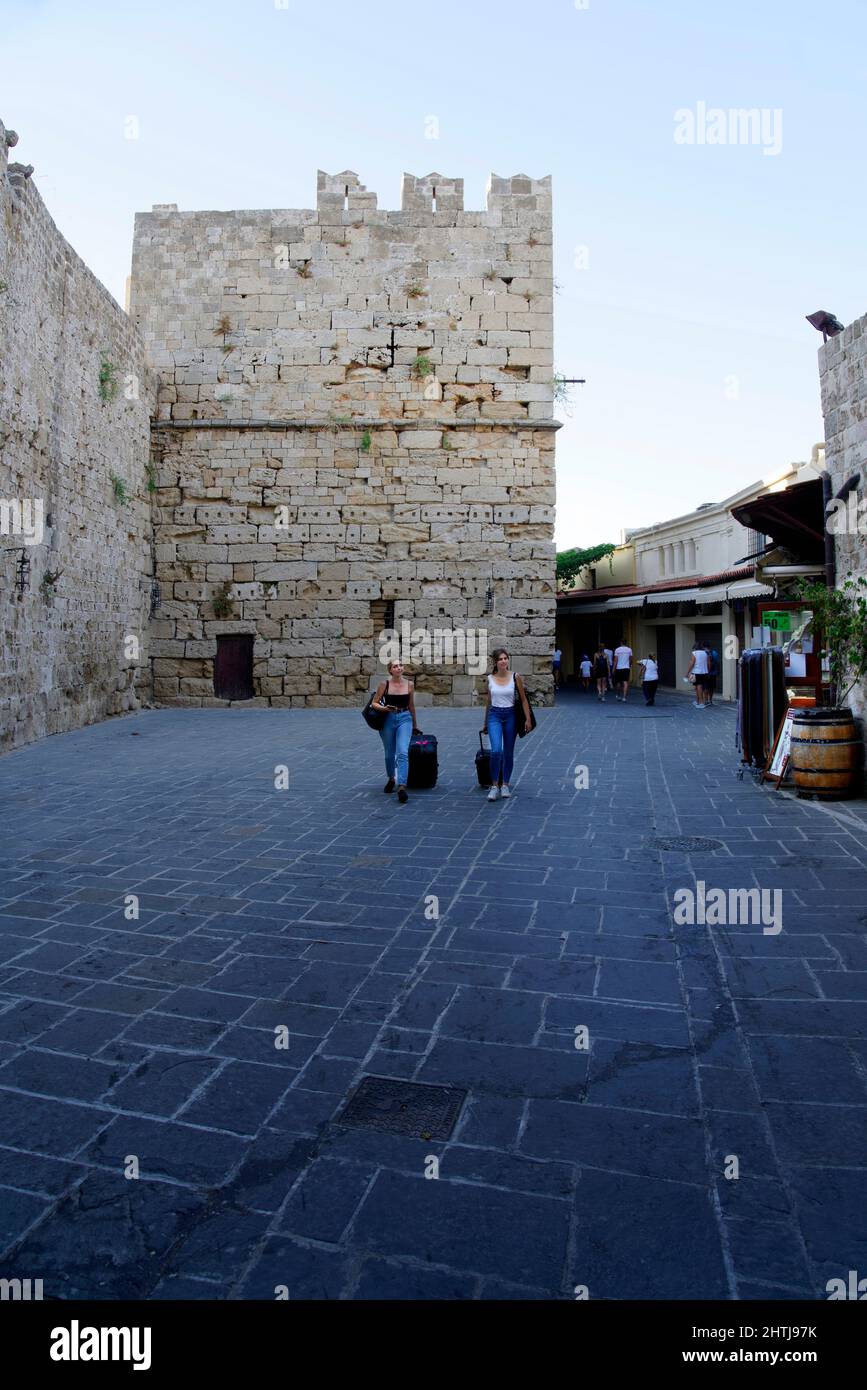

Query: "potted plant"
<box><xmin>795</xmin><ymin>576</ymin><xmax>867</xmax><ymax>708</ymax></box>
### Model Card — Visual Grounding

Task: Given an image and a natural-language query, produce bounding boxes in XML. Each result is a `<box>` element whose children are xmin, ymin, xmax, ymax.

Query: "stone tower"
<box><xmin>129</xmin><ymin>170</ymin><xmax>558</xmax><ymax>709</ymax></box>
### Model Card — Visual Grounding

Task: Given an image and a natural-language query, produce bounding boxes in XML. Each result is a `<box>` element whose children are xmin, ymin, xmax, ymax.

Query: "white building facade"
<box><xmin>557</xmin><ymin>456</ymin><xmax>824</xmax><ymax>700</ymax></box>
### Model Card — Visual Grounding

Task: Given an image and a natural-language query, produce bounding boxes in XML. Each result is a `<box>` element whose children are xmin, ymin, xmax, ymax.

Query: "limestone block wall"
<box><xmin>819</xmin><ymin>313</ymin><xmax>867</xmax><ymax>723</ymax></box>
<box><xmin>130</xmin><ymin>170</ymin><xmax>557</xmax><ymax>707</ymax></box>
<box><xmin>0</xmin><ymin>116</ymin><xmax>157</xmax><ymax>752</ymax></box>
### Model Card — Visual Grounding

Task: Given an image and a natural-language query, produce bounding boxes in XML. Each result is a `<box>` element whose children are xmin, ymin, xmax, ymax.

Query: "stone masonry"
<box><xmin>129</xmin><ymin>171</ymin><xmax>558</xmax><ymax>709</ymax></box>
<box><xmin>819</xmin><ymin>312</ymin><xmax>867</xmax><ymax>725</ymax></box>
<box><xmin>0</xmin><ymin>117</ymin><xmax>157</xmax><ymax>753</ymax></box>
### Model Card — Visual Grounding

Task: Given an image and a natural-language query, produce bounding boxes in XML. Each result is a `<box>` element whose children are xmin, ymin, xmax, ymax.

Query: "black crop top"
<box><xmin>384</xmin><ymin>681</ymin><xmax>410</xmax><ymax>709</ymax></box>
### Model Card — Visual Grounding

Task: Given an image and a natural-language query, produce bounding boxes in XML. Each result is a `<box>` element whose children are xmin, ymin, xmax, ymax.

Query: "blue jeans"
<box><xmin>488</xmin><ymin>705</ymin><xmax>517</xmax><ymax>785</ymax></box>
<box><xmin>379</xmin><ymin>709</ymin><xmax>412</xmax><ymax>786</ymax></box>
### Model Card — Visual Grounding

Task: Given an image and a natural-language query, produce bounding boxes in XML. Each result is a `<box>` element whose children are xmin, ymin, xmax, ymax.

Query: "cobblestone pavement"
<box><xmin>1</xmin><ymin>691</ymin><xmax>866</xmax><ymax>1300</ymax></box>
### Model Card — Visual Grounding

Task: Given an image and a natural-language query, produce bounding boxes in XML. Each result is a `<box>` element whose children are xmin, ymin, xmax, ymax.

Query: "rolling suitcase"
<box><xmin>475</xmin><ymin>730</ymin><xmax>492</xmax><ymax>787</ymax></box>
<box><xmin>407</xmin><ymin>730</ymin><xmax>438</xmax><ymax>789</ymax></box>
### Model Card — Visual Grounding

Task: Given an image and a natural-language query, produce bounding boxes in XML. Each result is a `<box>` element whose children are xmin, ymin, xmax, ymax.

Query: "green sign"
<box><xmin>763</xmin><ymin>611</ymin><xmax>793</xmax><ymax>632</ymax></box>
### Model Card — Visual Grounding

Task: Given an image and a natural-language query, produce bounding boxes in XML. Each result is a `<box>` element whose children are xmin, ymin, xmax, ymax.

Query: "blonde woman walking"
<box><xmin>371</xmin><ymin>659</ymin><xmax>419</xmax><ymax>804</ymax></box>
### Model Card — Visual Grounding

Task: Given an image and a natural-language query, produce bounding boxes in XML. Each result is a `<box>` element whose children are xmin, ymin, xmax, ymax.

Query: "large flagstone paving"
<box><xmin>0</xmin><ymin>692</ymin><xmax>866</xmax><ymax>1299</ymax></box>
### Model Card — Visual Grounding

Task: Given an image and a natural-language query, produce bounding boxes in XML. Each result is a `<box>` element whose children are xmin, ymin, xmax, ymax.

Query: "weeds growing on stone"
<box><xmin>212</xmin><ymin>581</ymin><xmax>235</xmax><ymax>619</ymax></box>
<box><xmin>109</xmin><ymin>472</ymin><xmax>128</xmax><ymax>503</ymax></box>
<box><xmin>99</xmin><ymin>356</ymin><xmax>119</xmax><ymax>402</ymax></box>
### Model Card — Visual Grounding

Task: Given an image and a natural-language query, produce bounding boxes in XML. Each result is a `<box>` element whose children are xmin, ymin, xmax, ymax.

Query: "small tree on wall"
<box><xmin>556</xmin><ymin>543</ymin><xmax>616</xmax><ymax>590</ymax></box>
<box><xmin>795</xmin><ymin>576</ymin><xmax>867</xmax><ymax>708</ymax></box>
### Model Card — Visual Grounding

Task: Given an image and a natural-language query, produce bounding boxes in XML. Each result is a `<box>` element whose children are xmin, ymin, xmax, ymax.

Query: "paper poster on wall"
<box><xmin>785</xmin><ymin>650</ymin><xmax>807</xmax><ymax>678</ymax></box>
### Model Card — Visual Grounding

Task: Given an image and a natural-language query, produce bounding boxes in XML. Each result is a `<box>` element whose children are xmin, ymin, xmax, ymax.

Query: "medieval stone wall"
<box><xmin>819</xmin><ymin>313</ymin><xmax>867</xmax><ymax>722</ymax></box>
<box><xmin>0</xmin><ymin>117</ymin><xmax>158</xmax><ymax>753</ymax></box>
<box><xmin>129</xmin><ymin>171</ymin><xmax>557</xmax><ymax>708</ymax></box>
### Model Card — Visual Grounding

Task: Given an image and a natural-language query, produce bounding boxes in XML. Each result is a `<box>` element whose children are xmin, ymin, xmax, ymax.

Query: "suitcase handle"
<box><xmin>479</xmin><ymin>730</ymin><xmax>490</xmax><ymax>751</ymax></box>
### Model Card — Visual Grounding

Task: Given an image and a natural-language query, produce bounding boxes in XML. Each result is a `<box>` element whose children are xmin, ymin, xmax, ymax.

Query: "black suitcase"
<box><xmin>407</xmin><ymin>730</ymin><xmax>438</xmax><ymax>789</ymax></box>
<box><xmin>475</xmin><ymin>730</ymin><xmax>492</xmax><ymax>787</ymax></box>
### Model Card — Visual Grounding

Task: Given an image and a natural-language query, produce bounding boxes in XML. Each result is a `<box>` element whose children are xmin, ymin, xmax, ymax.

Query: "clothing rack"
<box><xmin>737</xmin><ymin>648</ymin><xmax>788</xmax><ymax>767</ymax></box>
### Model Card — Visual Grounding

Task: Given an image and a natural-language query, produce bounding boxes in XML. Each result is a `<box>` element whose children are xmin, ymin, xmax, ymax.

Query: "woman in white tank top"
<box><xmin>483</xmin><ymin>648</ymin><xmax>533</xmax><ymax>801</ymax></box>
<box><xmin>686</xmin><ymin>642</ymin><xmax>710</xmax><ymax>707</ymax></box>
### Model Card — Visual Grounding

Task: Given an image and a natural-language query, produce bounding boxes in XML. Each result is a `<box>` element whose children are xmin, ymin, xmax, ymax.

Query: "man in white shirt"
<box><xmin>612</xmin><ymin>642</ymin><xmax>633</xmax><ymax>701</ymax></box>
<box><xmin>686</xmin><ymin>642</ymin><xmax>710</xmax><ymax>706</ymax></box>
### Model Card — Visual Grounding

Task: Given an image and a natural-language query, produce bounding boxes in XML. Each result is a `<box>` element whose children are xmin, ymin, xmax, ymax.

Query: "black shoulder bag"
<box><xmin>363</xmin><ymin>682</ymin><xmax>388</xmax><ymax>731</ymax></box>
<box><xmin>513</xmin><ymin>674</ymin><xmax>537</xmax><ymax>738</ymax></box>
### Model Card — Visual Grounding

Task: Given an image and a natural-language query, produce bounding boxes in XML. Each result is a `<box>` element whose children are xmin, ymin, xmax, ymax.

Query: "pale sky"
<box><xmin>4</xmin><ymin>0</ymin><xmax>865</xmax><ymax>549</ymax></box>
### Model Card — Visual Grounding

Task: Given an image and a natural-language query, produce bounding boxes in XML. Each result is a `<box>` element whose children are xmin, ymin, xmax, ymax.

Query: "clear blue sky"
<box><xmin>5</xmin><ymin>0</ymin><xmax>865</xmax><ymax>548</ymax></box>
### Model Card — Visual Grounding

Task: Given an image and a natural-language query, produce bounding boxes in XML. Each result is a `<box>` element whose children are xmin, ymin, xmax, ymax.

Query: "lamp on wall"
<box><xmin>484</xmin><ymin>586</ymin><xmax>495</xmax><ymax>612</ymax></box>
<box><xmin>806</xmin><ymin>310</ymin><xmax>844</xmax><ymax>342</ymax></box>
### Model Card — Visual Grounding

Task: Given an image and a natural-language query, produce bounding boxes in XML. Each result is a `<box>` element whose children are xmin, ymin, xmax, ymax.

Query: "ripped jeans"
<box><xmin>379</xmin><ymin>709</ymin><xmax>412</xmax><ymax>786</ymax></box>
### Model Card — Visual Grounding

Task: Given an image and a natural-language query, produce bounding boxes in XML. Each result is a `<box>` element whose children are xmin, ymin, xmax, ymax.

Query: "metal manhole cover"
<box><xmin>337</xmin><ymin>1076</ymin><xmax>467</xmax><ymax>1139</ymax></box>
<box><xmin>646</xmin><ymin>836</ymin><xmax>724</xmax><ymax>852</ymax></box>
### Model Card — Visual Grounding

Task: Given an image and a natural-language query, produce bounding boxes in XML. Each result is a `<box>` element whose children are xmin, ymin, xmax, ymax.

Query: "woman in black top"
<box><xmin>593</xmin><ymin>646</ymin><xmax>609</xmax><ymax>701</ymax></box>
<box><xmin>371</xmin><ymin>659</ymin><xmax>418</xmax><ymax>803</ymax></box>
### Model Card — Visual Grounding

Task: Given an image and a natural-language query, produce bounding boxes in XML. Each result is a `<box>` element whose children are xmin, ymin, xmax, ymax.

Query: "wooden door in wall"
<box><xmin>214</xmin><ymin>635</ymin><xmax>255</xmax><ymax>700</ymax></box>
<box><xmin>654</xmin><ymin>627</ymin><xmax>677</xmax><ymax>687</ymax></box>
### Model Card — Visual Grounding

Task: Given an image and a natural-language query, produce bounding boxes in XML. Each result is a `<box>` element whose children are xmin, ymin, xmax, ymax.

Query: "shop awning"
<box><xmin>725</xmin><ymin>578</ymin><xmax>774</xmax><ymax>599</ymax></box>
<box><xmin>647</xmin><ymin>589</ymin><xmax>697</xmax><ymax>604</ymax></box>
<box><xmin>731</xmin><ymin>479</ymin><xmax>825</xmax><ymax>563</ymax></box>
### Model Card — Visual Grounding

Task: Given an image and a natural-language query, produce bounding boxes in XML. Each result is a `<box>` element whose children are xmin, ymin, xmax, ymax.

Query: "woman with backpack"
<box><xmin>483</xmin><ymin>648</ymin><xmax>534</xmax><ymax>801</ymax></box>
<box><xmin>370</xmin><ymin>659</ymin><xmax>419</xmax><ymax>804</ymax></box>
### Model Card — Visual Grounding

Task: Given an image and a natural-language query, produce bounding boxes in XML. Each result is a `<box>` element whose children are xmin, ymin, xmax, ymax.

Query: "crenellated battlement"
<box><xmin>316</xmin><ymin>170</ymin><xmax>377</xmax><ymax>212</ymax></box>
<box><xmin>400</xmin><ymin>173</ymin><xmax>465</xmax><ymax>213</ymax></box>
<box><xmin>309</xmin><ymin>169</ymin><xmax>551</xmax><ymax>219</ymax></box>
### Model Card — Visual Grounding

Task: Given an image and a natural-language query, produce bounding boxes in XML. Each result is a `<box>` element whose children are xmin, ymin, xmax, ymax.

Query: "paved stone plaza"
<box><xmin>0</xmin><ymin>692</ymin><xmax>866</xmax><ymax>1300</ymax></box>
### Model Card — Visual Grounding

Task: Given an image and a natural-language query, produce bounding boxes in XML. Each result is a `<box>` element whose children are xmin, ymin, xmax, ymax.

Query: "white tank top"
<box><xmin>489</xmin><ymin>674</ymin><xmax>515</xmax><ymax>707</ymax></box>
<box><xmin>692</xmin><ymin>649</ymin><xmax>709</xmax><ymax>674</ymax></box>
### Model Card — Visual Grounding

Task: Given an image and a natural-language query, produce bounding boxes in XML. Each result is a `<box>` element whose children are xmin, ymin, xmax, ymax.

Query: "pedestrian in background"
<box><xmin>706</xmin><ymin>643</ymin><xmax>719</xmax><ymax>704</ymax></box>
<box><xmin>638</xmin><ymin>652</ymin><xmax>659</xmax><ymax>706</ymax></box>
<box><xmin>612</xmin><ymin>639</ymin><xmax>633</xmax><ymax>702</ymax></box>
<box><xmin>552</xmin><ymin>646</ymin><xmax>562</xmax><ymax>691</ymax></box>
<box><xmin>594</xmin><ymin>646</ymin><xmax>609</xmax><ymax>701</ymax></box>
<box><xmin>579</xmin><ymin>654</ymin><xmax>592</xmax><ymax>691</ymax></box>
<box><xmin>685</xmin><ymin>642</ymin><xmax>709</xmax><ymax>707</ymax></box>
<box><xmin>603</xmin><ymin>644</ymin><xmax>614</xmax><ymax>691</ymax></box>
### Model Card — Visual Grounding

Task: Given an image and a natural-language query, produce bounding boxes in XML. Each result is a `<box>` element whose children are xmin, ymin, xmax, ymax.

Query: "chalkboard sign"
<box><xmin>763</xmin><ymin>708</ymin><xmax>795</xmax><ymax>784</ymax></box>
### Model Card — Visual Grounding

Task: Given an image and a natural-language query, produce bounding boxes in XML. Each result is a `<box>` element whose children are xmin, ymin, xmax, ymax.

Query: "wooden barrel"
<box><xmin>790</xmin><ymin>709</ymin><xmax>861</xmax><ymax>799</ymax></box>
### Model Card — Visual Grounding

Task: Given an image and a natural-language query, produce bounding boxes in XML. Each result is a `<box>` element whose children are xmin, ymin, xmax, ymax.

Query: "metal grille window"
<box><xmin>748</xmin><ymin>528</ymin><xmax>767</xmax><ymax>558</ymax></box>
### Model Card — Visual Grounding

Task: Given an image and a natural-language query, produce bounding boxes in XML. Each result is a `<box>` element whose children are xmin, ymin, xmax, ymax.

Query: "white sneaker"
<box><xmin>487</xmin><ymin>786</ymin><xmax>499</xmax><ymax>801</ymax></box>
<box><xmin>500</xmin><ymin>785</ymin><xmax>511</xmax><ymax>798</ymax></box>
